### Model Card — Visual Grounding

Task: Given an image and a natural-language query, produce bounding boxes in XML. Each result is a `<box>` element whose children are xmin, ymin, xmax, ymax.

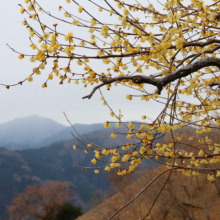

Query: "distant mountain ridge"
<box><xmin>0</xmin><ymin>116</ymin><xmax>104</xmax><ymax>150</ymax></box>
<box><xmin>37</xmin><ymin>123</ymin><xmax>104</xmax><ymax>147</ymax></box>
<box><xmin>0</xmin><ymin>115</ymin><xmax>67</xmax><ymax>146</ymax></box>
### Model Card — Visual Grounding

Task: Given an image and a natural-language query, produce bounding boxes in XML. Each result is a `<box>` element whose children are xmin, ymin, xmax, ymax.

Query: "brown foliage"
<box><xmin>8</xmin><ymin>180</ymin><xmax>74</xmax><ymax>220</ymax></box>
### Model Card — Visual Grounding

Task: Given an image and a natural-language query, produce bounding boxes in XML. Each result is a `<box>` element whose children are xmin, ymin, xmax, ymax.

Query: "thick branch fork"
<box><xmin>83</xmin><ymin>57</ymin><xmax>220</xmax><ymax>99</ymax></box>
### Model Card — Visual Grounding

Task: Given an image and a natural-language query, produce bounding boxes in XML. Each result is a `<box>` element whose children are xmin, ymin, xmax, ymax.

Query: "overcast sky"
<box><xmin>0</xmin><ymin>0</ymin><xmax>194</xmax><ymax>126</ymax></box>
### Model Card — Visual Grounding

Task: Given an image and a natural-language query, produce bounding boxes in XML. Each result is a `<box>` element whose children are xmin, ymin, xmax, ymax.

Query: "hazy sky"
<box><xmin>0</xmin><ymin>0</ymin><xmax>193</xmax><ymax>126</ymax></box>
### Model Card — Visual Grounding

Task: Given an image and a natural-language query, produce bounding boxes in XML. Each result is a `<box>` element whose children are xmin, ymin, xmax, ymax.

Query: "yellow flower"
<box><xmin>94</xmin><ymin>169</ymin><xmax>99</xmax><ymax>174</ymax></box>
<box><xmin>175</xmin><ymin>37</ymin><xmax>186</xmax><ymax>49</ymax></box>
<box><xmin>111</xmin><ymin>133</ymin><xmax>117</xmax><ymax>138</ymax></box>
<box><xmin>27</xmin><ymin>4</ymin><xmax>34</xmax><ymax>12</ymax></box>
<box><xmin>22</xmin><ymin>20</ymin><xmax>27</xmax><ymax>25</ymax></box>
<box><xmin>116</xmin><ymin>122</ymin><xmax>121</xmax><ymax>128</ymax></box>
<box><xmin>102</xmin><ymin>149</ymin><xmax>109</xmax><ymax>155</ymax></box>
<box><xmin>77</xmin><ymin>60</ymin><xmax>82</xmax><ymax>65</ymax></box>
<box><xmin>18</xmin><ymin>54</ymin><xmax>24</xmax><ymax>59</ymax></box>
<box><xmin>20</xmin><ymin>8</ymin><xmax>25</xmax><ymax>14</ymax></box>
<box><xmin>128</xmin><ymin>122</ymin><xmax>134</xmax><ymax>129</ymax></box>
<box><xmin>198</xmin><ymin>150</ymin><xmax>204</xmax><ymax>156</ymax></box>
<box><xmin>122</xmin><ymin>146</ymin><xmax>126</xmax><ymax>150</ymax></box>
<box><xmin>48</xmin><ymin>74</ymin><xmax>53</xmax><ymax>80</ymax></box>
<box><xmin>72</xmin><ymin>20</ymin><xmax>79</xmax><ymax>25</ymax></box>
<box><xmin>65</xmin><ymin>32</ymin><xmax>74</xmax><ymax>42</ymax></box>
<box><xmin>68</xmin><ymin>32</ymin><xmax>73</xmax><ymax>37</ymax></box>
<box><xmin>192</xmin><ymin>171</ymin><xmax>199</xmax><ymax>176</ymax></box>
<box><xmin>207</xmin><ymin>174</ymin><xmax>215</xmax><ymax>181</ymax></box>
<box><xmin>132</xmin><ymin>151</ymin><xmax>138</xmax><ymax>157</ymax></box>
<box><xmin>105</xmin><ymin>166</ymin><xmax>110</xmax><ymax>171</ymax></box>
<box><xmin>91</xmin><ymin>159</ymin><xmax>97</xmax><ymax>164</ymax></box>
<box><xmin>42</xmin><ymin>32</ymin><xmax>50</xmax><ymax>40</ymax></box>
<box><xmin>89</xmin><ymin>28</ymin><xmax>94</xmax><ymax>33</ymax></box>
<box><xmin>110</xmin><ymin>163</ymin><xmax>115</xmax><ymax>168</ymax></box>
<box><xmin>95</xmin><ymin>152</ymin><xmax>101</xmax><ymax>159</ymax></box>
<box><xmin>115</xmin><ymin>163</ymin><xmax>120</xmax><ymax>167</ymax></box>
<box><xmin>80</xmin><ymin>41</ymin><xmax>86</xmax><ymax>46</ymax></box>
<box><xmin>27</xmin><ymin>76</ymin><xmax>33</xmax><ymax>82</ymax></box>
<box><xmin>91</xmin><ymin>19</ymin><xmax>97</xmax><ymax>27</ymax></box>
<box><xmin>140</xmin><ymin>146</ymin><xmax>145</xmax><ymax>154</ymax></box>
<box><xmin>64</xmin><ymin>12</ymin><xmax>68</xmax><ymax>17</ymax></box>
<box><xmin>103</xmin><ymin>121</ymin><xmax>111</xmax><ymax>128</ymax></box>
<box><xmin>126</xmin><ymin>95</ymin><xmax>132</xmax><ymax>100</ymax></box>
<box><xmin>33</xmin><ymin>68</ymin><xmax>41</xmax><ymax>75</ymax></box>
<box><xmin>73</xmin><ymin>145</ymin><xmax>77</xmax><ymax>150</ymax></box>
<box><xmin>110</xmin><ymin>112</ymin><xmax>114</xmax><ymax>117</ymax></box>
<box><xmin>30</xmin><ymin>44</ymin><xmax>37</xmax><ymax>50</ymax></box>
<box><xmin>140</xmin><ymin>123</ymin><xmax>146</xmax><ymax>130</ymax></box>
<box><xmin>111</xmin><ymin>155</ymin><xmax>118</xmax><ymax>162</ymax></box>
<box><xmin>78</xmin><ymin>5</ymin><xmax>83</xmax><ymax>13</ymax></box>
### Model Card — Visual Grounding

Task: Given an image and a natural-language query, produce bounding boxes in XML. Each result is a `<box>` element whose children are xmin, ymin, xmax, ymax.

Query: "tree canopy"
<box><xmin>6</xmin><ymin>0</ymin><xmax>220</xmax><ymax>219</ymax></box>
<box><xmin>7</xmin><ymin>180</ymin><xmax>82</xmax><ymax>220</ymax></box>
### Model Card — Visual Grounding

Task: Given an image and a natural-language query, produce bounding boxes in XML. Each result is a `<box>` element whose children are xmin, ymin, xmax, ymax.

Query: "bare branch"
<box><xmin>82</xmin><ymin>75</ymin><xmax>159</xmax><ymax>99</ymax></box>
<box><xmin>209</xmin><ymin>82</ymin><xmax>220</xmax><ymax>87</ymax></box>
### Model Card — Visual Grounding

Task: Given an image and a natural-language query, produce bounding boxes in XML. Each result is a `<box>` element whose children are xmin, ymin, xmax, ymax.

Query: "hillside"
<box><xmin>0</xmin><ymin>119</ymin><xmax>200</xmax><ymax>219</ymax></box>
<box><xmin>77</xmin><ymin>165</ymin><xmax>220</xmax><ymax>220</ymax></box>
<box><xmin>0</xmin><ymin>126</ymin><xmax>156</xmax><ymax>219</ymax></box>
<box><xmin>0</xmin><ymin>139</ymin><xmax>104</xmax><ymax>218</ymax></box>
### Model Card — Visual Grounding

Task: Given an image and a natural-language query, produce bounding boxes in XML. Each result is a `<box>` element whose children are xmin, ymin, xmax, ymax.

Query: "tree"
<box><xmin>55</xmin><ymin>202</ymin><xmax>83</xmax><ymax>220</ymax></box>
<box><xmin>7</xmin><ymin>180</ymin><xmax>82</xmax><ymax>220</ymax></box>
<box><xmin>6</xmin><ymin>0</ymin><xmax>220</xmax><ymax>218</ymax></box>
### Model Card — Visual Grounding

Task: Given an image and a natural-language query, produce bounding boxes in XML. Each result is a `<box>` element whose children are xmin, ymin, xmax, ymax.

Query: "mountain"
<box><xmin>37</xmin><ymin>123</ymin><xmax>104</xmax><ymax>147</ymax></box>
<box><xmin>2</xmin><ymin>142</ymin><xmax>30</xmax><ymax>151</ymax></box>
<box><xmin>0</xmin><ymin>116</ymin><xmax>105</xmax><ymax>151</ymax></box>
<box><xmin>0</xmin><ymin>140</ymin><xmax>105</xmax><ymax>219</ymax></box>
<box><xmin>0</xmin><ymin>115</ymin><xmax>67</xmax><ymax>146</ymax></box>
<box><xmin>0</xmin><ymin>126</ymin><xmax>157</xmax><ymax>219</ymax></box>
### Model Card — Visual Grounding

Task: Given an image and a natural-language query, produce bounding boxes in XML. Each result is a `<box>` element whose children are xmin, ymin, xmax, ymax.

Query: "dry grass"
<box><xmin>77</xmin><ymin>165</ymin><xmax>220</xmax><ymax>220</ymax></box>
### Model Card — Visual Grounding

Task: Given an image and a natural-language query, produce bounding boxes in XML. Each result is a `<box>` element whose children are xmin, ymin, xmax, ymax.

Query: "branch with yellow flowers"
<box><xmin>83</xmin><ymin>57</ymin><xmax>220</xmax><ymax>99</ymax></box>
